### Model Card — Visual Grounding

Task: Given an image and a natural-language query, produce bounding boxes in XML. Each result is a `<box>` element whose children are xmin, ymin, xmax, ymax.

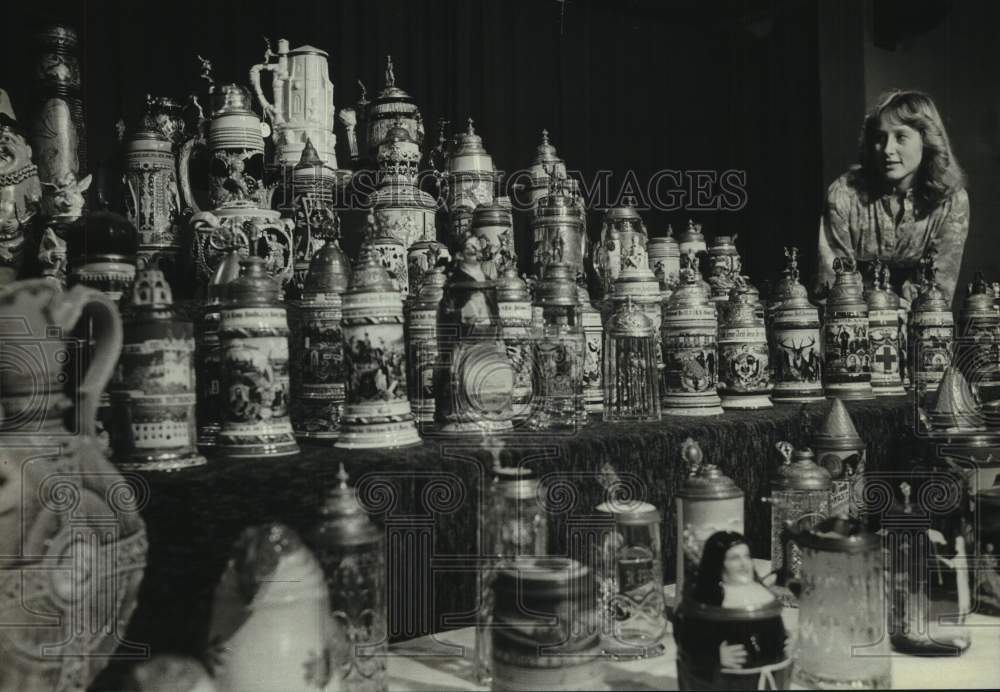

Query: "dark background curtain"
<box><xmin>3</xmin><ymin>0</ymin><xmax>824</xmax><ymax>289</ymax></box>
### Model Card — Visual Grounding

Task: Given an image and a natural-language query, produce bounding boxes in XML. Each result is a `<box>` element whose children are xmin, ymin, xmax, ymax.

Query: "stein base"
<box><xmin>115</xmin><ymin>452</ymin><xmax>208</xmax><ymax>472</ymax></box>
<box><xmin>771</xmin><ymin>393</ymin><xmax>827</xmax><ymax>404</ymax></box>
<box><xmin>721</xmin><ymin>394</ymin><xmax>773</xmax><ymax>410</ymax></box>
<box><xmin>662</xmin><ymin>406</ymin><xmax>724</xmax><ymax>417</ymax></box>
<box><xmin>794</xmin><ymin>666</ymin><xmax>891</xmax><ymax>690</ymax></box>
<box><xmin>437</xmin><ymin>419</ymin><xmax>515</xmax><ymax>435</ymax></box>
<box><xmin>823</xmin><ymin>385</ymin><xmax>875</xmax><ymax>401</ymax></box>
<box><xmin>335</xmin><ymin>428</ymin><xmax>423</xmax><ymax>450</ymax></box>
<box><xmin>217</xmin><ymin>442</ymin><xmax>301</xmax><ymax>458</ymax></box>
<box><xmin>294</xmin><ymin>430</ymin><xmax>340</xmax><ymax>442</ymax></box>
<box><xmin>872</xmin><ymin>385</ymin><xmax>907</xmax><ymax>397</ymax></box>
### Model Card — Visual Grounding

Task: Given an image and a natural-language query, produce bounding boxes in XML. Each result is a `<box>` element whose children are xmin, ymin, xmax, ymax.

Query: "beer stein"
<box><xmin>910</xmin><ymin>256</ymin><xmax>955</xmax><ymax>402</ymax></box>
<box><xmin>371</xmin><ymin>126</ymin><xmax>437</xmax><ymax>249</ymax></box>
<box><xmin>472</xmin><ymin>199</ymin><xmax>517</xmax><ymax>281</ymax></box>
<box><xmin>718</xmin><ymin>276</ymin><xmax>772</xmax><ymax>409</ymax></box>
<box><xmin>647</xmin><ymin>226</ymin><xmax>681</xmax><ymax>290</ymax></box>
<box><xmin>812</xmin><ymin>398</ymin><xmax>867</xmax><ymax>518</ymax></box>
<box><xmin>823</xmin><ymin>256</ymin><xmax>873</xmax><ymax>400</ymax></box>
<box><xmin>593</xmin><ymin>199</ymin><xmax>648</xmax><ymax>301</ymax></box>
<box><xmin>706</xmin><ymin>234</ymin><xmax>742</xmax><ymax>305</ymax></box>
<box><xmin>0</xmin><ymin>90</ymin><xmax>41</xmax><ymax>283</ymax></box>
<box><xmin>359</xmin><ymin>54</ymin><xmax>424</xmax><ymax>158</ymax></box>
<box><xmin>250</xmin><ymin>38</ymin><xmax>338</xmax><ymax>167</ymax></box>
<box><xmin>121</xmin><ymin>125</ymin><xmax>182</xmax><ymax>272</ymax></box>
<box><xmin>769</xmin><ymin>247</ymin><xmax>824</xmax><ymax>403</ymax></box>
<box><xmin>444</xmin><ymin>118</ymin><xmax>496</xmax><ymax>212</ymax></box>
<box><xmin>531</xmin><ymin>176</ymin><xmax>586</xmax><ymax>279</ymax></box>
<box><xmin>603</xmin><ymin>298</ymin><xmax>661</xmax><ymax>423</ymax></box>
<box><xmin>866</xmin><ymin>261</ymin><xmax>906</xmax><ymax>396</ymax></box>
<box><xmin>677</xmin><ymin>219</ymin><xmax>707</xmax><ymax>256</ymax></box>
<box><xmin>523</xmin><ymin>129</ymin><xmax>567</xmax><ymax>210</ymax></box>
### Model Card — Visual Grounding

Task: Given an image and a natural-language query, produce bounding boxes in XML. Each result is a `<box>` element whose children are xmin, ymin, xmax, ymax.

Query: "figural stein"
<box><xmin>769</xmin><ymin>247</ymin><xmax>824</xmax><ymax>403</ymax></box>
<box><xmin>110</xmin><ymin>269</ymin><xmax>205</xmax><ymax>471</ymax></box>
<box><xmin>217</xmin><ymin>257</ymin><xmax>299</xmax><ymax>457</ymax></box>
<box><xmin>823</xmin><ymin>255</ymin><xmax>873</xmax><ymax>400</ymax></box>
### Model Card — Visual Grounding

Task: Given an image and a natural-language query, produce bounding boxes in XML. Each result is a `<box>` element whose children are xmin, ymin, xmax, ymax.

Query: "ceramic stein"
<box><xmin>206</xmin><ymin>524</ymin><xmax>335</xmax><ymax>692</ymax></box>
<box><xmin>0</xmin><ymin>90</ymin><xmax>41</xmax><ymax>284</ymax></box>
<box><xmin>122</xmin><ymin>125</ymin><xmax>183</xmax><ymax>273</ymax></box>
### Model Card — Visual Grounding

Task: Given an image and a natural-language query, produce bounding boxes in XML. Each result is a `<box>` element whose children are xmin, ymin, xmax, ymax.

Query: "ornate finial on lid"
<box><xmin>466</xmin><ymin>117</ymin><xmax>476</xmax><ymax>135</ymax></box>
<box><xmin>681</xmin><ymin>437</ymin><xmax>703</xmax><ymax>475</ymax></box>
<box><xmin>226</xmin><ymin>257</ymin><xmax>280</xmax><ymax>306</ymax></box>
<box><xmin>336</xmin><ymin>462</ymin><xmax>349</xmax><ymax>489</ymax></box>
<box><xmin>197</xmin><ymin>54</ymin><xmax>214</xmax><ymax>87</ymax></box>
<box><xmin>541</xmin><ymin>128</ymin><xmax>549</xmax><ymax>145</ymax></box>
<box><xmin>784</xmin><ymin>246</ymin><xmax>800</xmax><ymax>282</ymax></box>
<box><xmin>347</xmin><ymin>243</ymin><xmax>396</xmax><ymax>294</ymax></box>
<box><xmin>666</xmin><ymin>224</ymin><xmax>674</xmax><ymax>239</ymax></box>
<box><xmin>385</xmin><ymin>54</ymin><xmax>395</xmax><ymax>88</ymax></box>
<box><xmin>131</xmin><ymin>268</ymin><xmax>173</xmax><ymax>309</ymax></box>
<box><xmin>832</xmin><ymin>255</ymin><xmax>857</xmax><ymax>275</ymax></box>
<box><xmin>295</xmin><ymin>137</ymin><xmax>323</xmax><ymax>168</ymax></box>
<box><xmin>776</xmin><ymin>440</ymin><xmax>793</xmax><ymax>467</ymax></box>
<box><xmin>357</xmin><ymin>79</ymin><xmax>369</xmax><ymax>105</ymax></box>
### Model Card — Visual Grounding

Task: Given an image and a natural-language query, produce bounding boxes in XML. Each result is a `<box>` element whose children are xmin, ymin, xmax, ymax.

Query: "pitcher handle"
<box><xmin>178</xmin><ymin>135</ymin><xmax>204</xmax><ymax>215</ymax></box>
<box><xmin>58</xmin><ymin>285</ymin><xmax>123</xmax><ymax>437</ymax></box>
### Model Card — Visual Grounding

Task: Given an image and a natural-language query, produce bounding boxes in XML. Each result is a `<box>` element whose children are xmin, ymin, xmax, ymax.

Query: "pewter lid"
<box><xmin>608</xmin><ymin>298</ymin><xmax>654</xmax><ymax>337</ymax></box>
<box><xmin>911</xmin><ymin>254</ymin><xmax>951</xmax><ymax>313</ymax></box>
<box><xmin>451</xmin><ymin>117</ymin><xmax>488</xmax><ymax>156</ymax></box>
<box><xmin>576</xmin><ymin>281</ymin><xmax>598</xmax><ymax>314</ymax></box>
<box><xmin>865</xmin><ymin>263</ymin><xmax>901</xmax><ymax>312</ymax></box>
<box><xmin>794</xmin><ymin>514</ymin><xmax>879</xmax><ymax>553</ymax></box>
<box><xmin>315</xmin><ymin>464</ymin><xmax>380</xmax><ymax>547</ymax></box>
<box><xmin>708</xmin><ymin>233</ymin><xmax>740</xmax><ymax>256</ymax></box>
<box><xmin>533</xmin><ymin>129</ymin><xmax>561</xmax><ymax>164</ymax></box>
<box><xmin>129</xmin><ymin>269</ymin><xmax>174</xmax><ymax>316</ymax></box>
<box><xmin>812</xmin><ymin>398</ymin><xmax>864</xmax><ymax>451</ymax></box>
<box><xmin>376</xmin><ymin>54</ymin><xmax>414</xmax><ymax>99</ymax></box>
<box><xmin>963</xmin><ymin>273</ymin><xmax>998</xmax><ymax>318</ymax></box>
<box><xmin>677</xmin><ymin>219</ymin><xmax>705</xmax><ymax>243</ymax></box>
<box><xmin>496</xmin><ymin>266</ymin><xmax>530</xmax><ymax>303</ymax></box>
<box><xmin>603</xmin><ymin>197</ymin><xmax>645</xmax><ymax>225</ymax></box>
<box><xmin>595</xmin><ymin>499</ymin><xmax>660</xmax><ymax>525</ymax></box>
<box><xmin>472</xmin><ymin>201</ymin><xmax>513</xmax><ymax>227</ymax></box>
<box><xmin>208</xmin><ymin>250</ymin><xmax>243</xmax><ymax>303</ymax></box>
<box><xmin>289</xmin><ymin>44</ymin><xmax>328</xmax><ymax>58</ymax></box>
<box><xmin>678</xmin><ymin>438</ymin><xmax>743</xmax><ymax>500</ymax></box>
<box><xmin>304</xmin><ymin>240</ymin><xmax>351</xmax><ymax>295</ymax></box>
<box><xmin>772</xmin><ymin>443</ymin><xmax>832</xmax><ymax>491</ymax></box>
<box><xmin>124</xmin><ymin>126</ymin><xmax>172</xmax><ymax>152</ymax></box>
<box><xmin>494</xmin><ymin>557</ymin><xmax>591</xmax><ymax>601</ymax></box>
<box><xmin>647</xmin><ymin>234</ymin><xmax>680</xmax><ymax>254</ymax></box>
<box><xmin>666</xmin><ymin>251</ymin><xmax>713</xmax><ymax>311</ymax></box>
<box><xmin>295</xmin><ymin>137</ymin><xmax>324</xmax><ymax>169</ymax></box>
<box><xmin>346</xmin><ymin>244</ymin><xmax>396</xmax><ymax>294</ymax></box>
<box><xmin>535</xmin><ymin>264</ymin><xmax>581</xmax><ymax>307</ymax></box>
<box><xmin>826</xmin><ymin>256</ymin><xmax>867</xmax><ymax>312</ymax></box>
<box><xmin>226</xmin><ymin>257</ymin><xmax>280</xmax><ymax>306</ymax></box>
<box><xmin>210</xmin><ymin>83</ymin><xmax>256</xmax><ymax>117</ymax></box>
<box><xmin>411</xmin><ymin>265</ymin><xmax>447</xmax><ymax>311</ymax></box>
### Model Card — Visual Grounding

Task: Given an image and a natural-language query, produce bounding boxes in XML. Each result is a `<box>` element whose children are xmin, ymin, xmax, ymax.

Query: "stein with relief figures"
<box><xmin>647</xmin><ymin>227</ymin><xmax>681</xmax><ymax>290</ymax></box>
<box><xmin>406</xmin><ymin>266</ymin><xmax>446</xmax><ymax>424</ymax></box>
<box><xmin>769</xmin><ymin>247</ymin><xmax>824</xmax><ymax>403</ymax></box>
<box><xmin>121</xmin><ymin>125</ymin><xmax>182</xmax><ymax>272</ymax></box>
<box><xmin>823</xmin><ymin>256</ymin><xmax>873</xmax><ymax>400</ymax></box>
<box><xmin>530</xmin><ymin>177</ymin><xmax>586</xmax><ymax>279</ymax></box>
<box><xmin>593</xmin><ymin>199</ymin><xmax>648</xmax><ymax>302</ymax></box>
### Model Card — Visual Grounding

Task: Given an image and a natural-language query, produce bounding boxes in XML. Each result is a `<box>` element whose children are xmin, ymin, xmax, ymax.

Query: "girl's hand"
<box><xmin>719</xmin><ymin>641</ymin><xmax>748</xmax><ymax>669</ymax></box>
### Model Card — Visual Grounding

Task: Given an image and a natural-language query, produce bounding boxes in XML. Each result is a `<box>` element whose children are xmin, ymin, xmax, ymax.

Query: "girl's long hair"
<box><xmin>691</xmin><ymin>530</ymin><xmax>749</xmax><ymax>606</ymax></box>
<box><xmin>855</xmin><ymin>90</ymin><xmax>966</xmax><ymax>213</ymax></box>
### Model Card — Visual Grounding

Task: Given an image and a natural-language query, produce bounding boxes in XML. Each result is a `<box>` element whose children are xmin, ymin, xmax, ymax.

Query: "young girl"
<box><xmin>815</xmin><ymin>90</ymin><xmax>969</xmax><ymax>305</ymax></box>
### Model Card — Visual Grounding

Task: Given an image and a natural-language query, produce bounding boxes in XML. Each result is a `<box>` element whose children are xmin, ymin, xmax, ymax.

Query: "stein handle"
<box><xmin>178</xmin><ymin>135</ymin><xmax>204</xmax><ymax>215</ymax></box>
<box><xmin>54</xmin><ymin>285</ymin><xmax>123</xmax><ymax>437</ymax></box>
<box><xmin>249</xmin><ymin>43</ymin><xmax>288</xmax><ymax>127</ymax></box>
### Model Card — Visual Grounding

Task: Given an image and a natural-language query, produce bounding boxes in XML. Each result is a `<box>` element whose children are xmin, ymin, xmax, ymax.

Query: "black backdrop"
<box><xmin>2</xmin><ymin>0</ymin><xmax>823</xmax><ymax>287</ymax></box>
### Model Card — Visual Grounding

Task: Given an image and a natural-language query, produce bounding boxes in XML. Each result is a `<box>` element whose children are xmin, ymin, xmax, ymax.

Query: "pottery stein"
<box><xmin>217</xmin><ymin>257</ymin><xmax>300</xmax><ymax>457</ymax></box>
<box><xmin>593</xmin><ymin>199</ymin><xmax>649</xmax><ymax>301</ymax></box>
<box><xmin>522</xmin><ymin>129</ymin><xmax>567</xmax><ymax>211</ymax></box>
<box><xmin>122</xmin><ymin>125</ymin><xmax>183</xmax><ymax>273</ymax></box>
<box><xmin>770</xmin><ymin>247</ymin><xmax>824</xmax><ymax>403</ymax></box>
<box><xmin>811</xmin><ymin>398</ymin><xmax>867</xmax><ymax>518</ymax></box>
<box><xmin>250</xmin><ymin>38</ymin><xmax>338</xmax><ymax>167</ymax></box>
<box><xmin>958</xmin><ymin>273</ymin><xmax>1000</xmax><ymax>408</ymax></box>
<box><xmin>865</xmin><ymin>262</ymin><xmax>906</xmax><ymax>396</ymax></box>
<box><xmin>0</xmin><ymin>278</ymin><xmax>148</xmax><ymax>692</ymax></box>
<box><xmin>531</xmin><ymin>178</ymin><xmax>587</xmax><ymax>280</ymax></box>
<box><xmin>706</xmin><ymin>234</ymin><xmax>742</xmax><ymax>305</ymax></box>
<box><xmin>110</xmin><ymin>269</ymin><xmax>205</xmax><ymax>471</ymax></box>
<box><xmin>647</xmin><ymin>226</ymin><xmax>681</xmax><ymax>291</ymax></box>
<box><xmin>196</xmin><ymin>249</ymin><xmax>242</xmax><ymax>449</ymax></box>
<box><xmin>910</xmin><ymin>257</ymin><xmax>955</xmax><ymax>402</ymax></box>
<box><xmin>0</xmin><ymin>89</ymin><xmax>42</xmax><ymax>284</ymax></box>
<box><xmin>718</xmin><ymin>276</ymin><xmax>772</xmax><ymax>410</ymax></box>
<box><xmin>677</xmin><ymin>219</ymin><xmax>707</xmax><ymax>257</ymax></box>
<box><xmin>822</xmin><ymin>256</ymin><xmax>873</xmax><ymax>400</ymax></box>
<box><xmin>471</xmin><ymin>199</ymin><xmax>517</xmax><ymax>281</ymax></box>
<box><xmin>207</xmin><ymin>524</ymin><xmax>335</xmax><ymax>692</ymax></box>
<box><xmin>407</xmin><ymin>265</ymin><xmax>446</xmax><ymax>424</ymax></box>
<box><xmin>444</xmin><ymin>118</ymin><xmax>496</xmax><ymax>213</ymax></box>
<box><xmin>360</xmin><ymin>55</ymin><xmax>425</xmax><ymax>159</ymax></box>
<box><xmin>371</xmin><ymin>125</ymin><xmax>437</xmax><ymax>250</ymax></box>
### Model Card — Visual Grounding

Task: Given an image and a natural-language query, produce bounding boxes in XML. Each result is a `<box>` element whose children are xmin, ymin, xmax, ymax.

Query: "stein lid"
<box><xmin>376</xmin><ymin>54</ymin><xmax>415</xmax><ymax>100</ymax></box>
<box><xmin>67</xmin><ymin>211</ymin><xmax>138</xmax><ymax>265</ymax></box>
<box><xmin>825</xmin><ymin>255</ymin><xmax>866</xmax><ymax>312</ymax></box>
<box><xmin>576</xmin><ymin>281</ymin><xmax>598</xmax><ymax>313</ymax></box>
<box><xmin>770</xmin><ymin>247</ymin><xmax>806</xmax><ymax>303</ymax></box>
<box><xmin>316</xmin><ymin>464</ymin><xmax>380</xmax><ymax>547</ymax></box>
<box><xmin>708</xmin><ymin>233</ymin><xmax>740</xmax><ymax>256</ymax></box>
<box><xmin>963</xmin><ymin>272</ymin><xmax>998</xmax><ymax>318</ymax></box>
<box><xmin>772</xmin><ymin>443</ymin><xmax>832</xmax><ymax>491</ymax></box>
<box><xmin>794</xmin><ymin>514</ymin><xmax>879</xmax><ymax>553</ymax></box>
<box><xmin>864</xmin><ymin>260</ymin><xmax>900</xmax><ymax>311</ymax></box>
<box><xmin>928</xmin><ymin>365</ymin><xmax>985</xmax><ymax>432</ymax></box>
<box><xmin>304</xmin><ymin>240</ymin><xmax>351</xmax><ymax>296</ymax></box>
<box><xmin>472</xmin><ymin>200</ymin><xmax>513</xmax><ymax>227</ymax></box>
<box><xmin>811</xmin><ymin>398</ymin><xmax>864</xmax><ymax>451</ymax></box>
<box><xmin>535</xmin><ymin>264</ymin><xmax>581</xmax><ymax>307</ymax></box>
<box><xmin>666</xmin><ymin>251</ymin><xmax>712</xmax><ymax>310</ymax></box>
<box><xmin>210</xmin><ymin>83</ymin><xmax>256</xmax><ymax>117</ymax></box>
<box><xmin>494</xmin><ymin>556</ymin><xmax>591</xmax><ymax>600</ymax></box>
<box><xmin>532</xmin><ymin>129</ymin><xmax>562</xmax><ymax>165</ymax></box>
<box><xmin>678</xmin><ymin>438</ymin><xmax>743</xmax><ymax>500</ymax></box>
<box><xmin>912</xmin><ymin>254</ymin><xmax>950</xmax><ymax>313</ymax></box>
<box><xmin>677</xmin><ymin>219</ymin><xmax>705</xmax><ymax>242</ymax></box>
<box><xmin>603</xmin><ymin>197</ymin><xmax>645</xmax><ymax>225</ymax></box>
<box><xmin>128</xmin><ymin>268</ymin><xmax>175</xmax><ymax>315</ymax></box>
<box><xmin>412</xmin><ymin>264</ymin><xmax>447</xmax><ymax>309</ymax></box>
<box><xmin>295</xmin><ymin>137</ymin><xmax>325</xmax><ymax>169</ymax></box>
<box><xmin>492</xmin><ymin>465</ymin><xmax>539</xmax><ymax>500</ymax></box>
<box><xmin>346</xmin><ymin>243</ymin><xmax>396</xmax><ymax>294</ymax></box>
<box><xmin>450</xmin><ymin>118</ymin><xmax>490</xmax><ymax>158</ymax></box>
<box><xmin>607</xmin><ymin>297</ymin><xmax>654</xmax><ymax>337</ymax></box>
<box><xmin>595</xmin><ymin>499</ymin><xmax>660</xmax><ymax>525</ymax></box>
<box><xmin>647</xmin><ymin>233</ymin><xmax>680</xmax><ymax>254</ymax></box>
<box><xmin>208</xmin><ymin>250</ymin><xmax>243</xmax><ymax>303</ymax></box>
<box><xmin>289</xmin><ymin>44</ymin><xmax>328</xmax><ymax>58</ymax></box>
<box><xmin>124</xmin><ymin>126</ymin><xmax>172</xmax><ymax>151</ymax></box>
<box><xmin>496</xmin><ymin>266</ymin><xmax>530</xmax><ymax>303</ymax></box>
<box><xmin>226</xmin><ymin>256</ymin><xmax>280</xmax><ymax>306</ymax></box>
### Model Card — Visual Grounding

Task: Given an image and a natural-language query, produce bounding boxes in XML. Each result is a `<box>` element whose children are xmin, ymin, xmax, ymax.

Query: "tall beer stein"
<box><xmin>823</xmin><ymin>256</ymin><xmax>873</xmax><ymax>400</ymax></box>
<box><xmin>250</xmin><ymin>38</ymin><xmax>338</xmax><ymax>167</ymax></box>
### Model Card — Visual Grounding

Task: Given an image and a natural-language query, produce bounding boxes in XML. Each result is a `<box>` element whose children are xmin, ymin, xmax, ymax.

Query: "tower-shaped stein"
<box><xmin>661</xmin><ymin>252</ymin><xmax>723</xmax><ymax>416</ymax></box>
<box><xmin>110</xmin><ymin>269</ymin><xmax>205</xmax><ymax>470</ymax></box>
<box><xmin>336</xmin><ymin>245</ymin><xmax>421</xmax><ymax>449</ymax></box>
<box><xmin>793</xmin><ymin>516</ymin><xmax>890</xmax><ymax>690</ymax></box>
<box><xmin>444</xmin><ymin>118</ymin><xmax>496</xmax><ymax>212</ymax></box>
<box><xmin>958</xmin><ymin>273</ymin><xmax>1000</xmax><ymax>410</ymax></box>
<box><xmin>527</xmin><ymin>264</ymin><xmax>588</xmax><ymax>430</ymax></box>
<box><xmin>866</xmin><ymin>261</ymin><xmax>906</xmax><ymax>396</ymax></box>
<box><xmin>603</xmin><ymin>298</ymin><xmax>661</xmax><ymax>422</ymax></box>
<box><xmin>523</xmin><ymin>129</ymin><xmax>567</xmax><ymax>210</ymax></box>
<box><xmin>311</xmin><ymin>465</ymin><xmax>388</xmax><ymax>692</ymax></box>
<box><xmin>675</xmin><ymin>438</ymin><xmax>744</xmax><ymax>600</ymax></box>
<box><xmin>718</xmin><ymin>276</ymin><xmax>772</xmax><ymax>409</ymax></box>
<box><xmin>811</xmin><ymin>398</ymin><xmax>867</xmax><ymax>518</ymax></box>
<box><xmin>217</xmin><ymin>257</ymin><xmax>299</xmax><ymax>457</ymax></box>
<box><xmin>196</xmin><ymin>250</ymin><xmax>241</xmax><ymax>449</ymax></box>
<box><xmin>497</xmin><ymin>267</ymin><xmax>535</xmax><ymax>423</ymax></box>
<box><xmin>676</xmin><ymin>219</ymin><xmax>707</xmax><ymax>256</ymax></box>
<box><xmin>474</xmin><ymin>464</ymin><xmax>549</xmax><ymax>685</ymax></box>
<box><xmin>610</xmin><ymin>240</ymin><xmax>664</xmax><ymax>379</ymax></box>
<box><xmin>770</xmin><ymin>247</ymin><xmax>824</xmax><ymax>403</ymax></box>
<box><xmin>579</xmin><ymin>281</ymin><xmax>605</xmax><ymax>416</ymax></box>
<box><xmin>406</xmin><ymin>266</ymin><xmax>446</xmax><ymax>424</ymax></box>
<box><xmin>593</xmin><ymin>199</ymin><xmax>648</xmax><ymax>301</ymax></box>
<box><xmin>764</xmin><ymin>442</ymin><xmax>831</xmax><ymax>597</ymax></box>
<box><xmin>289</xmin><ymin>242</ymin><xmax>349</xmax><ymax>440</ymax></box>
<box><xmin>360</xmin><ymin>55</ymin><xmax>425</xmax><ymax>159</ymax></box>
<box><xmin>910</xmin><ymin>257</ymin><xmax>955</xmax><ymax>402</ymax></box>
<box><xmin>647</xmin><ymin>227</ymin><xmax>681</xmax><ymax>291</ymax></box>
<box><xmin>823</xmin><ymin>256</ymin><xmax>873</xmax><ymax>399</ymax></box>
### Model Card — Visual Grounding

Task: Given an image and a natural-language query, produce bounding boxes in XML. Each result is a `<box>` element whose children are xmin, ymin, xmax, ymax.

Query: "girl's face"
<box><xmin>721</xmin><ymin>542</ymin><xmax>754</xmax><ymax>586</ymax></box>
<box><xmin>873</xmin><ymin>115</ymin><xmax>923</xmax><ymax>191</ymax></box>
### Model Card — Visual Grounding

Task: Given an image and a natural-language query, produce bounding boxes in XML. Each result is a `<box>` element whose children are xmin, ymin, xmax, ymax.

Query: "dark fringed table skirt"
<box><xmin>111</xmin><ymin>396</ymin><xmax>916</xmax><ymax>679</ymax></box>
